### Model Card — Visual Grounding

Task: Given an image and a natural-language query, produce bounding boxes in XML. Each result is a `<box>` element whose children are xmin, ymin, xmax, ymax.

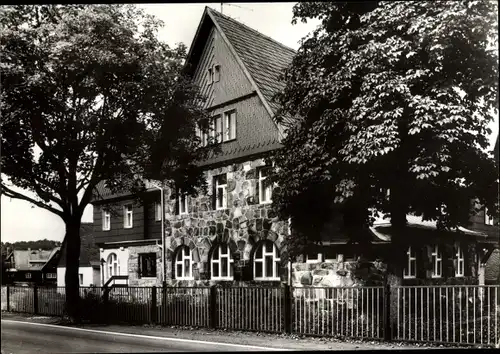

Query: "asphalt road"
<box><xmin>1</xmin><ymin>320</ymin><xmax>285</xmax><ymax>353</ymax></box>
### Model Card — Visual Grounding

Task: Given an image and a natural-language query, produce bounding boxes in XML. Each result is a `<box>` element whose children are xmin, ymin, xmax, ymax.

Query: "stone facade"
<box><xmin>162</xmin><ymin>157</ymin><xmax>289</xmax><ymax>286</ymax></box>
<box><xmin>128</xmin><ymin>244</ymin><xmax>163</xmax><ymax>287</ymax></box>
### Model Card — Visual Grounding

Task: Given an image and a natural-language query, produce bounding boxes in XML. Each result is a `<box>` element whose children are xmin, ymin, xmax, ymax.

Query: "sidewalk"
<box><xmin>0</xmin><ymin>312</ymin><xmax>453</xmax><ymax>351</ymax></box>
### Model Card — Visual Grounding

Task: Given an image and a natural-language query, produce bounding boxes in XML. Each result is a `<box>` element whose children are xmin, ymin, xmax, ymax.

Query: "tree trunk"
<box><xmin>64</xmin><ymin>216</ymin><xmax>82</xmax><ymax>323</ymax></box>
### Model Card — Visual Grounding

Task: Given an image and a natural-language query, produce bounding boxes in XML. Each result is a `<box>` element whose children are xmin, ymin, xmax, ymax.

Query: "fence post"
<box><xmin>210</xmin><ymin>285</ymin><xmax>217</xmax><ymax>329</ymax></box>
<box><xmin>6</xmin><ymin>285</ymin><xmax>10</xmax><ymax>312</ymax></box>
<box><xmin>151</xmin><ymin>286</ymin><xmax>157</xmax><ymax>325</ymax></box>
<box><xmin>33</xmin><ymin>284</ymin><xmax>38</xmax><ymax>315</ymax></box>
<box><xmin>383</xmin><ymin>282</ymin><xmax>392</xmax><ymax>340</ymax></box>
<box><xmin>283</xmin><ymin>284</ymin><xmax>292</xmax><ymax>334</ymax></box>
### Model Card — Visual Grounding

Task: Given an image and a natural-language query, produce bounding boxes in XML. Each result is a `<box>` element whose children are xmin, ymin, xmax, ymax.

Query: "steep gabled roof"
<box><xmin>186</xmin><ymin>7</ymin><xmax>295</xmax><ymax>136</ymax></box>
<box><xmin>10</xmin><ymin>248</ymin><xmax>60</xmax><ymax>271</ymax></box>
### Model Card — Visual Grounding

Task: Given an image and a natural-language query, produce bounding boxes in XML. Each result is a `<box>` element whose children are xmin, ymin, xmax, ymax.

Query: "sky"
<box><xmin>1</xmin><ymin>3</ymin><xmax>498</xmax><ymax>243</ymax></box>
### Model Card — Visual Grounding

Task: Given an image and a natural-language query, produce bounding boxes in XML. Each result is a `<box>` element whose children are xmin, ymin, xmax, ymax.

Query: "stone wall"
<box><xmin>163</xmin><ymin>157</ymin><xmax>289</xmax><ymax>286</ymax></box>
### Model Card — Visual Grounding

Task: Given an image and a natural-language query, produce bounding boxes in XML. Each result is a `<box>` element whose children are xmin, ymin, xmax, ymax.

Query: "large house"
<box><xmin>92</xmin><ymin>7</ymin><xmax>499</xmax><ymax>290</ymax></box>
<box><xmin>4</xmin><ymin>247</ymin><xmax>60</xmax><ymax>286</ymax></box>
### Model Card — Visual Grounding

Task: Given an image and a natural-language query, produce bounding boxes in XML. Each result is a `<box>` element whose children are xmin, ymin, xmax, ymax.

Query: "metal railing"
<box><xmin>292</xmin><ymin>286</ymin><xmax>385</xmax><ymax>339</ymax></box>
<box><xmin>156</xmin><ymin>287</ymin><xmax>210</xmax><ymax>327</ymax></box>
<box><xmin>394</xmin><ymin>285</ymin><xmax>500</xmax><ymax>347</ymax></box>
<box><xmin>1</xmin><ymin>283</ymin><xmax>499</xmax><ymax>347</ymax></box>
<box><xmin>216</xmin><ymin>286</ymin><xmax>284</xmax><ymax>333</ymax></box>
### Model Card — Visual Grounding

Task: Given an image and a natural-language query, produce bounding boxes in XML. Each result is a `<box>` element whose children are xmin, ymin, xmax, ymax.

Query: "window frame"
<box><xmin>305</xmin><ymin>253</ymin><xmax>323</xmax><ymax>264</ymax></box>
<box><xmin>223</xmin><ymin>110</ymin><xmax>236</xmax><ymax>142</ymax></box>
<box><xmin>455</xmin><ymin>244</ymin><xmax>465</xmax><ymax>277</ymax></box>
<box><xmin>208</xmin><ymin>67</ymin><xmax>213</xmax><ymax>84</ymax></box>
<box><xmin>214</xmin><ymin>64</ymin><xmax>221</xmax><ymax>82</ymax></box>
<box><xmin>138</xmin><ymin>253</ymin><xmax>157</xmax><ymax>279</ymax></box>
<box><xmin>253</xmin><ymin>241</ymin><xmax>281</xmax><ymax>281</ymax></box>
<box><xmin>155</xmin><ymin>201</ymin><xmax>162</xmax><ymax>221</ymax></box>
<box><xmin>210</xmin><ymin>244</ymin><xmax>234</xmax><ymax>280</ymax></box>
<box><xmin>107</xmin><ymin>252</ymin><xmax>120</xmax><ymax>278</ymax></box>
<box><xmin>431</xmin><ymin>245</ymin><xmax>443</xmax><ymax>278</ymax></box>
<box><xmin>214</xmin><ymin>174</ymin><xmax>228</xmax><ymax>210</ymax></box>
<box><xmin>214</xmin><ymin>115</ymin><xmax>223</xmax><ymax>143</ymax></box>
<box><xmin>403</xmin><ymin>246</ymin><xmax>417</xmax><ymax>279</ymax></box>
<box><xmin>123</xmin><ymin>204</ymin><xmax>133</xmax><ymax>229</ymax></box>
<box><xmin>174</xmin><ymin>246</ymin><xmax>193</xmax><ymax>280</ymax></box>
<box><xmin>102</xmin><ymin>209</ymin><xmax>111</xmax><ymax>231</ymax></box>
<box><xmin>178</xmin><ymin>190</ymin><xmax>188</xmax><ymax>215</ymax></box>
<box><xmin>258</xmin><ymin>166</ymin><xmax>273</xmax><ymax>204</ymax></box>
<box><xmin>485</xmin><ymin>207</ymin><xmax>494</xmax><ymax>226</ymax></box>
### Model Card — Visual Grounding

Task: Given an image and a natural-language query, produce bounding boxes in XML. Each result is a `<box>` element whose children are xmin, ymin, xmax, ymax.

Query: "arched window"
<box><xmin>174</xmin><ymin>246</ymin><xmax>193</xmax><ymax>280</ymax></box>
<box><xmin>107</xmin><ymin>253</ymin><xmax>119</xmax><ymax>278</ymax></box>
<box><xmin>211</xmin><ymin>244</ymin><xmax>234</xmax><ymax>280</ymax></box>
<box><xmin>253</xmin><ymin>241</ymin><xmax>280</xmax><ymax>281</ymax></box>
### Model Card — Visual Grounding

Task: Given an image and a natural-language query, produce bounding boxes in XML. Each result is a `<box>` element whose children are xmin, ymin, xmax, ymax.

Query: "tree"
<box><xmin>1</xmin><ymin>5</ymin><xmax>209</xmax><ymax>321</ymax></box>
<box><xmin>271</xmin><ymin>1</ymin><xmax>499</xmax><ymax>266</ymax></box>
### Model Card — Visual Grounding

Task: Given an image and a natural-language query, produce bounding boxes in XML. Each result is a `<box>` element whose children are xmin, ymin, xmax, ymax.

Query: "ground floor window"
<box><xmin>174</xmin><ymin>246</ymin><xmax>193</xmax><ymax>280</ymax></box>
<box><xmin>139</xmin><ymin>253</ymin><xmax>157</xmax><ymax>278</ymax></box>
<box><xmin>211</xmin><ymin>244</ymin><xmax>234</xmax><ymax>280</ymax></box>
<box><xmin>253</xmin><ymin>241</ymin><xmax>280</xmax><ymax>281</ymax></box>
<box><xmin>403</xmin><ymin>246</ymin><xmax>417</xmax><ymax>279</ymax></box>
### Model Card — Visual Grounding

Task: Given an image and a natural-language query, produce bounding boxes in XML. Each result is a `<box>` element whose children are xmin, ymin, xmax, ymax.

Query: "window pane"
<box><xmin>230</xmin><ymin>112</ymin><xmax>236</xmax><ymax>139</ymax></box>
<box><xmin>184</xmin><ymin>247</ymin><xmax>190</xmax><ymax>257</ymax></box>
<box><xmin>230</xmin><ymin>263</ymin><xmax>234</xmax><ymax>277</ymax></box>
<box><xmin>255</xmin><ymin>262</ymin><xmax>263</xmax><ymax>278</ymax></box>
<box><xmin>256</xmin><ymin>245</ymin><xmax>263</xmax><ymax>259</ymax></box>
<box><xmin>184</xmin><ymin>259</ymin><xmax>191</xmax><ymax>277</ymax></box>
<box><xmin>177</xmin><ymin>264</ymin><xmax>182</xmax><ymax>278</ymax></box>
<box><xmin>221</xmin><ymin>257</ymin><xmax>228</xmax><ymax>277</ymax></box>
<box><xmin>176</xmin><ymin>250</ymin><xmax>182</xmax><ymax>261</ymax></box>
<box><xmin>213</xmin><ymin>262</ymin><xmax>219</xmax><ymax>278</ymax></box>
<box><xmin>265</xmin><ymin>256</ymin><xmax>273</xmax><ymax>277</ymax></box>
<box><xmin>218</xmin><ymin>174</ymin><xmax>227</xmax><ymax>185</ymax></box>
<box><xmin>221</xmin><ymin>244</ymin><xmax>227</xmax><ymax>255</ymax></box>
<box><xmin>265</xmin><ymin>242</ymin><xmax>273</xmax><ymax>253</ymax></box>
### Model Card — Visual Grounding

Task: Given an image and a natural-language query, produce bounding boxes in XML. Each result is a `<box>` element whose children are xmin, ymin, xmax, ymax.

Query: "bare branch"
<box><xmin>1</xmin><ymin>184</ymin><xmax>65</xmax><ymax>219</ymax></box>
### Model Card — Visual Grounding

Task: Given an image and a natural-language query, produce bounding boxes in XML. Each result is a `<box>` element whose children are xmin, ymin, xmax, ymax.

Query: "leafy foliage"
<box><xmin>271</xmin><ymin>1</ymin><xmax>499</xmax><ymax>258</ymax></box>
<box><xmin>0</xmin><ymin>4</ymin><xmax>209</xmax><ymax>320</ymax></box>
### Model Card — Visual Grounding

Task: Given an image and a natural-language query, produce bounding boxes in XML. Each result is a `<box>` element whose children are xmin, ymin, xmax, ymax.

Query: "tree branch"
<box><xmin>1</xmin><ymin>184</ymin><xmax>65</xmax><ymax>219</ymax></box>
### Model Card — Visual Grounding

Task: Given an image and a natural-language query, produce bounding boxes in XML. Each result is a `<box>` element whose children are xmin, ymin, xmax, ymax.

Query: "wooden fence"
<box><xmin>2</xmin><ymin>284</ymin><xmax>499</xmax><ymax>347</ymax></box>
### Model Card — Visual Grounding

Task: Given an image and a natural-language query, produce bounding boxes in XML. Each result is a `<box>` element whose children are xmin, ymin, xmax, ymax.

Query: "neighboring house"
<box><xmin>4</xmin><ymin>248</ymin><xmax>60</xmax><ymax>286</ymax></box>
<box><xmin>91</xmin><ymin>7</ymin><xmax>499</xmax><ymax>290</ymax></box>
<box><xmin>92</xmin><ymin>7</ymin><xmax>291</xmax><ymax>287</ymax></box>
<box><xmin>57</xmin><ymin>223</ymin><xmax>101</xmax><ymax>287</ymax></box>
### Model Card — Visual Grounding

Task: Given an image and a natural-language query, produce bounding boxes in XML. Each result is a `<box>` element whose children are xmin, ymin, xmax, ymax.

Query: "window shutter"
<box><xmin>230</xmin><ymin>112</ymin><xmax>236</xmax><ymax>139</ymax></box>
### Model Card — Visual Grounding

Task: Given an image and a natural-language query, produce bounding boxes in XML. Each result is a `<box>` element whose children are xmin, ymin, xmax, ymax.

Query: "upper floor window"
<box><xmin>455</xmin><ymin>243</ymin><xmax>465</xmax><ymax>277</ymax></box>
<box><xmin>214</xmin><ymin>65</ymin><xmax>221</xmax><ymax>82</ymax></box>
<box><xmin>155</xmin><ymin>201</ymin><xmax>162</xmax><ymax>221</ymax></box>
<box><xmin>305</xmin><ymin>253</ymin><xmax>322</xmax><ymax>264</ymax></box>
<box><xmin>214</xmin><ymin>174</ymin><xmax>227</xmax><ymax>210</ymax></box>
<box><xmin>224</xmin><ymin>110</ymin><xmax>236</xmax><ymax>141</ymax></box>
<box><xmin>102</xmin><ymin>209</ymin><xmax>111</xmax><ymax>231</ymax></box>
<box><xmin>174</xmin><ymin>246</ymin><xmax>193</xmax><ymax>280</ymax></box>
<box><xmin>139</xmin><ymin>253</ymin><xmax>156</xmax><ymax>278</ymax></box>
<box><xmin>254</xmin><ymin>241</ymin><xmax>280</xmax><ymax>281</ymax></box>
<box><xmin>258</xmin><ymin>166</ymin><xmax>273</xmax><ymax>204</ymax></box>
<box><xmin>46</xmin><ymin>273</ymin><xmax>56</xmax><ymax>279</ymax></box>
<box><xmin>107</xmin><ymin>253</ymin><xmax>119</xmax><ymax>278</ymax></box>
<box><xmin>403</xmin><ymin>246</ymin><xmax>416</xmax><ymax>279</ymax></box>
<box><xmin>25</xmin><ymin>272</ymin><xmax>32</xmax><ymax>279</ymax></box>
<box><xmin>485</xmin><ymin>207</ymin><xmax>494</xmax><ymax>226</ymax></box>
<box><xmin>213</xmin><ymin>115</ymin><xmax>223</xmax><ymax>143</ymax></box>
<box><xmin>79</xmin><ymin>273</ymin><xmax>84</xmax><ymax>285</ymax></box>
<box><xmin>211</xmin><ymin>244</ymin><xmax>234</xmax><ymax>280</ymax></box>
<box><xmin>124</xmin><ymin>204</ymin><xmax>133</xmax><ymax>228</ymax></box>
<box><xmin>178</xmin><ymin>190</ymin><xmax>188</xmax><ymax>215</ymax></box>
<box><xmin>431</xmin><ymin>245</ymin><xmax>442</xmax><ymax>278</ymax></box>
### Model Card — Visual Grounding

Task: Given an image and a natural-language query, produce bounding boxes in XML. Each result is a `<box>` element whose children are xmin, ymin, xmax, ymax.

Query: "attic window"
<box><xmin>208</xmin><ymin>68</ymin><xmax>213</xmax><ymax>84</ymax></box>
<box><xmin>214</xmin><ymin>65</ymin><xmax>220</xmax><ymax>82</ymax></box>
